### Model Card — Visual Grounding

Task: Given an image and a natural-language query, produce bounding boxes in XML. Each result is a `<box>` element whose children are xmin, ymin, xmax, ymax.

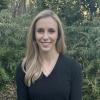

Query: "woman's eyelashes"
<box><xmin>36</xmin><ymin>28</ymin><xmax>44</xmax><ymax>33</ymax></box>
<box><xmin>37</xmin><ymin>28</ymin><xmax>55</xmax><ymax>33</ymax></box>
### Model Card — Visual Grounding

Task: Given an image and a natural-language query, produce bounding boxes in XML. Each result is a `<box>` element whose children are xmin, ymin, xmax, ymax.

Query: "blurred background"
<box><xmin>0</xmin><ymin>0</ymin><xmax>100</xmax><ymax>100</ymax></box>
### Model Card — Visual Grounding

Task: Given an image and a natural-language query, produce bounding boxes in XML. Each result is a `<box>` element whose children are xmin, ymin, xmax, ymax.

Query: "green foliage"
<box><xmin>0</xmin><ymin>9</ymin><xmax>27</xmax><ymax>83</ymax></box>
<box><xmin>0</xmin><ymin>67</ymin><xmax>9</xmax><ymax>89</ymax></box>
<box><xmin>81</xmin><ymin>0</ymin><xmax>98</xmax><ymax>14</ymax></box>
<box><xmin>35</xmin><ymin>0</ymin><xmax>82</xmax><ymax>25</ymax></box>
<box><xmin>0</xmin><ymin>0</ymin><xmax>8</xmax><ymax>11</ymax></box>
<box><xmin>64</xmin><ymin>17</ymin><xmax>100</xmax><ymax>100</ymax></box>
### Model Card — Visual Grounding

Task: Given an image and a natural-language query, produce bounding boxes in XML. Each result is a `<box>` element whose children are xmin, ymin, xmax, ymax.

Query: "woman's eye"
<box><xmin>48</xmin><ymin>28</ymin><xmax>55</xmax><ymax>33</ymax></box>
<box><xmin>37</xmin><ymin>28</ymin><xmax>44</xmax><ymax>33</ymax></box>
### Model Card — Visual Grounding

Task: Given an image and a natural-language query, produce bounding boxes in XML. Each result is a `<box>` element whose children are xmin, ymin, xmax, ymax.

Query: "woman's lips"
<box><xmin>41</xmin><ymin>42</ymin><xmax>51</xmax><ymax>43</ymax></box>
<box><xmin>40</xmin><ymin>42</ymin><xmax>51</xmax><ymax>47</ymax></box>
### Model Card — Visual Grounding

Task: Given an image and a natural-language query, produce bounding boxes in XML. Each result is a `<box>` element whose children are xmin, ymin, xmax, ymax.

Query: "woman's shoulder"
<box><xmin>60</xmin><ymin>53</ymin><xmax>76</xmax><ymax>63</ymax></box>
<box><xmin>16</xmin><ymin>61</ymin><xmax>25</xmax><ymax>78</ymax></box>
<box><xmin>60</xmin><ymin>53</ymin><xmax>81</xmax><ymax>71</ymax></box>
<box><xmin>16</xmin><ymin>57</ymin><xmax>26</xmax><ymax>73</ymax></box>
<box><xmin>16</xmin><ymin>62</ymin><xmax>22</xmax><ymax>71</ymax></box>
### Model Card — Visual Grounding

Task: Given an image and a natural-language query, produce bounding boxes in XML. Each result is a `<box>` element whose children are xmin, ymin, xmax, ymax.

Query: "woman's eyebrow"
<box><xmin>36</xmin><ymin>28</ymin><xmax>44</xmax><ymax>31</ymax></box>
<box><xmin>48</xmin><ymin>28</ymin><xmax>55</xmax><ymax>31</ymax></box>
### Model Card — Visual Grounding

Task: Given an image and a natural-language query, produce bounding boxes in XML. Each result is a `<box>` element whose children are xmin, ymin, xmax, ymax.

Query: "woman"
<box><xmin>16</xmin><ymin>9</ymin><xmax>82</xmax><ymax>100</ymax></box>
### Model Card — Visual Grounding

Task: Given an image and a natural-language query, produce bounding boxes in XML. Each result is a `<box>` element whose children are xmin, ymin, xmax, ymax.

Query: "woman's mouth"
<box><xmin>40</xmin><ymin>42</ymin><xmax>51</xmax><ymax>47</ymax></box>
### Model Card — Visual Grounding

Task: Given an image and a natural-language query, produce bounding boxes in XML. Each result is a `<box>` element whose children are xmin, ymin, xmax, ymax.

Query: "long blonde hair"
<box><xmin>22</xmin><ymin>9</ymin><xmax>66</xmax><ymax>87</ymax></box>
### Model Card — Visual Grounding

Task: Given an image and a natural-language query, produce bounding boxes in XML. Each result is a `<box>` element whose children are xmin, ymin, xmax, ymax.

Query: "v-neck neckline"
<box><xmin>42</xmin><ymin>53</ymin><xmax>61</xmax><ymax>78</ymax></box>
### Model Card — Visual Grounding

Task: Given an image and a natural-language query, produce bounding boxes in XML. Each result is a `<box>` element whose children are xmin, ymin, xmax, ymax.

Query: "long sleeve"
<box><xmin>69</xmin><ymin>61</ymin><xmax>82</xmax><ymax>100</ymax></box>
<box><xmin>16</xmin><ymin>63</ymin><xmax>30</xmax><ymax>100</ymax></box>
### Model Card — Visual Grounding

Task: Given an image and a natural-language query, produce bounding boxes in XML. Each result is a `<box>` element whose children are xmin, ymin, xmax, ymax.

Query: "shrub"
<box><xmin>0</xmin><ymin>67</ymin><xmax>9</xmax><ymax>89</ymax></box>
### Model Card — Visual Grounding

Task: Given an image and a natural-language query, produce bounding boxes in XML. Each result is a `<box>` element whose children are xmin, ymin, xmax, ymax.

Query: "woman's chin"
<box><xmin>40</xmin><ymin>48</ymin><xmax>51</xmax><ymax>52</ymax></box>
<box><xmin>39</xmin><ymin>47</ymin><xmax>52</xmax><ymax>52</ymax></box>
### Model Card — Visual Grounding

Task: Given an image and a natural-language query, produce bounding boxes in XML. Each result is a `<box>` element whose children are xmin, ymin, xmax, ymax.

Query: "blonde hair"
<box><xmin>22</xmin><ymin>9</ymin><xmax>66</xmax><ymax>87</ymax></box>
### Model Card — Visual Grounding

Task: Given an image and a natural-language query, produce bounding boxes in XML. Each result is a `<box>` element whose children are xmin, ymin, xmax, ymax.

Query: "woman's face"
<box><xmin>35</xmin><ymin>17</ymin><xmax>58</xmax><ymax>52</ymax></box>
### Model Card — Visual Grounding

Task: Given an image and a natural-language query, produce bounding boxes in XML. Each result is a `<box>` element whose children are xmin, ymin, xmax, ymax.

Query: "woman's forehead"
<box><xmin>35</xmin><ymin>17</ymin><xmax>58</xmax><ymax>28</ymax></box>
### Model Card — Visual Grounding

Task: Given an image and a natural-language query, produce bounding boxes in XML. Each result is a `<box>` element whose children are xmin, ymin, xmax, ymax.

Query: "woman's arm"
<box><xmin>70</xmin><ymin>61</ymin><xmax>82</xmax><ymax>100</ymax></box>
<box><xmin>16</xmin><ymin>63</ymin><xmax>30</xmax><ymax>100</ymax></box>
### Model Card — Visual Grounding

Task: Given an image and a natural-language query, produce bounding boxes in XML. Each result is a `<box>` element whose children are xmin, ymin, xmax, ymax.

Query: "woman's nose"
<box><xmin>43</xmin><ymin>31</ymin><xmax>49</xmax><ymax>40</ymax></box>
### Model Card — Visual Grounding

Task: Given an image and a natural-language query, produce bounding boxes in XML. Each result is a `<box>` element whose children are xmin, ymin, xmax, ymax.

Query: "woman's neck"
<box><xmin>39</xmin><ymin>50</ymin><xmax>59</xmax><ymax>77</ymax></box>
<box><xmin>39</xmin><ymin>50</ymin><xmax>59</xmax><ymax>64</ymax></box>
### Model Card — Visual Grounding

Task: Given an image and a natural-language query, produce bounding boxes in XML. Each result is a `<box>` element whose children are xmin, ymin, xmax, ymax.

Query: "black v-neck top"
<box><xmin>16</xmin><ymin>53</ymin><xmax>82</xmax><ymax>100</ymax></box>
